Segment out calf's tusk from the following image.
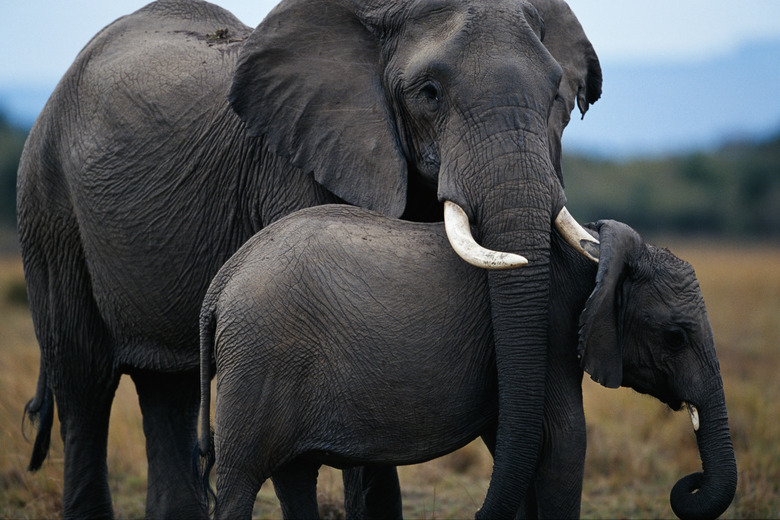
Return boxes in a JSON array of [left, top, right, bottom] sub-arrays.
[[443, 201, 528, 270], [554, 206, 600, 263], [685, 402, 700, 431]]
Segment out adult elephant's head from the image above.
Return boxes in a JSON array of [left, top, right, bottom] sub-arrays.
[[229, 0, 600, 513]]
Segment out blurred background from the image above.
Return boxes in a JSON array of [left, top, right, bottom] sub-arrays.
[[0, 1, 778, 518], [1, 1, 779, 246]]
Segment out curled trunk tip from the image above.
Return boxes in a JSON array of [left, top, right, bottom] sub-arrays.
[[669, 401, 737, 520], [670, 470, 736, 520]]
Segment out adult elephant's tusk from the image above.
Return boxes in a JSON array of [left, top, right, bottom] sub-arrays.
[[443, 201, 528, 269], [554, 206, 600, 263]]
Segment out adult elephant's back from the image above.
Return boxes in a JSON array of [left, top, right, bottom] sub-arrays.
[[18, 0, 330, 370]]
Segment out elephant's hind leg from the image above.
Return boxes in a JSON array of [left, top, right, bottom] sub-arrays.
[[343, 466, 403, 520], [20, 200, 121, 519], [58, 374, 120, 519], [272, 458, 321, 520], [131, 369, 205, 519], [39, 309, 121, 519], [214, 464, 266, 520]]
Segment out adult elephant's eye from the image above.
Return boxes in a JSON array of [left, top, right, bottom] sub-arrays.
[[663, 328, 688, 351], [419, 81, 442, 112]]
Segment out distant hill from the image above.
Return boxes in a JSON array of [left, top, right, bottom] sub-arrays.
[[0, 113, 25, 252], [0, 113, 25, 221]]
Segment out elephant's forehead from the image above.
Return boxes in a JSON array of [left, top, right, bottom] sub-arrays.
[[397, 0, 551, 87], [644, 245, 698, 289], [403, 0, 534, 45]]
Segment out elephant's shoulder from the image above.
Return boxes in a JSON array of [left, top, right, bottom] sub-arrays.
[[134, 0, 251, 36], [84, 1, 251, 59], [59, 1, 251, 128]]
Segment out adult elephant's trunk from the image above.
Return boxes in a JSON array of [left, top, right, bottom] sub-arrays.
[[442, 147, 562, 516], [481, 181, 555, 518], [671, 381, 737, 520]]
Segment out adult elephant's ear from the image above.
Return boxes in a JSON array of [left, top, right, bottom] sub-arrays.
[[229, 0, 407, 217], [578, 220, 640, 389], [529, 0, 602, 185]]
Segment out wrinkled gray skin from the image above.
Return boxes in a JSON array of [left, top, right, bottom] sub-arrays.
[[16, 0, 601, 517], [199, 206, 736, 520]]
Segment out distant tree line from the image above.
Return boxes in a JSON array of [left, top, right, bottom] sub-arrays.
[[0, 113, 25, 228], [0, 110, 778, 246], [561, 133, 780, 239]]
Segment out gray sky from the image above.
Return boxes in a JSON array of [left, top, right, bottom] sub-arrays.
[[3, 0, 780, 85]]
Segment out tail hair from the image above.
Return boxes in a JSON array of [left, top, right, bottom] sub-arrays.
[[193, 428, 217, 515], [22, 363, 54, 471]]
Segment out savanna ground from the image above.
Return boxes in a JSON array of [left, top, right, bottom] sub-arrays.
[[1, 240, 778, 519]]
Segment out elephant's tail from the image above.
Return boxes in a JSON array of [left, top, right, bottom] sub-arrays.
[[23, 357, 54, 471], [197, 301, 217, 512]]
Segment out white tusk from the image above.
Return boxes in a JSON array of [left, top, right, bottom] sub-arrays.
[[443, 201, 528, 270], [685, 402, 700, 431], [554, 206, 600, 263]]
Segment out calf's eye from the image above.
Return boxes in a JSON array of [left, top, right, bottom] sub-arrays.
[[663, 329, 687, 351]]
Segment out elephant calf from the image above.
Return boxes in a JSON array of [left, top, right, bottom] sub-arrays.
[[198, 205, 736, 520]]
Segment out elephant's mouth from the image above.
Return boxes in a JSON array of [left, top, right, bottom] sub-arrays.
[[667, 399, 684, 412], [657, 389, 683, 411], [665, 400, 700, 432]]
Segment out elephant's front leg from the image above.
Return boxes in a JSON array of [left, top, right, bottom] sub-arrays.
[[530, 336, 587, 518], [132, 370, 206, 519], [532, 419, 586, 518], [342, 466, 403, 520]]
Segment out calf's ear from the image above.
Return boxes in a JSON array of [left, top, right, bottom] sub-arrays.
[[578, 220, 641, 388]]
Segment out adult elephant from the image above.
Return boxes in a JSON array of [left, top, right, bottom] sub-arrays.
[[16, 0, 601, 518]]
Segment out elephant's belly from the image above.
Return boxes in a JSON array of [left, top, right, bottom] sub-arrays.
[[308, 388, 498, 467], [80, 202, 227, 369], [287, 323, 499, 466]]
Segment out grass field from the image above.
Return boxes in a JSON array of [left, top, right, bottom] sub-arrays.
[[1, 241, 778, 519]]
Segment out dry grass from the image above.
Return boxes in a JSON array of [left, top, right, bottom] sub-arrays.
[[1, 241, 778, 518]]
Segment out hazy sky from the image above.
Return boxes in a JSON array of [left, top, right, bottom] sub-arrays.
[[2, 0, 779, 155], [3, 0, 780, 85]]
